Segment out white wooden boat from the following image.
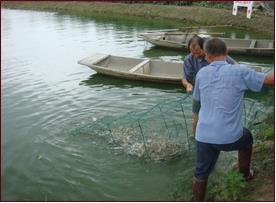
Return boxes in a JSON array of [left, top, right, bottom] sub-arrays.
[[140, 32, 274, 57], [78, 54, 264, 84], [78, 54, 183, 84]]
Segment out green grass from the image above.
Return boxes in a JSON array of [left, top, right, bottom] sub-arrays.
[[2, 1, 274, 37], [208, 110, 274, 201], [209, 171, 247, 201]]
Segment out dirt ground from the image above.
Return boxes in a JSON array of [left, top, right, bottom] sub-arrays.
[[246, 141, 275, 201]]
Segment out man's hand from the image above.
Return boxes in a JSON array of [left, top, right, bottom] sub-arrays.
[[264, 70, 274, 86], [186, 83, 193, 92], [182, 79, 193, 93]]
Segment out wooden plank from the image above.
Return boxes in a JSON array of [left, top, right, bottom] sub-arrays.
[[143, 29, 179, 33], [91, 54, 110, 65], [164, 32, 225, 35], [268, 42, 274, 48], [181, 24, 232, 29], [78, 54, 109, 66], [249, 40, 256, 49], [129, 59, 150, 73]]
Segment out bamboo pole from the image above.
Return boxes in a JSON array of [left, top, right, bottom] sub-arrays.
[[144, 29, 179, 33], [181, 24, 232, 29], [164, 32, 225, 35]]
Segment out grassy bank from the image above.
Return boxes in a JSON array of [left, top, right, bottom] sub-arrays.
[[2, 1, 274, 37], [245, 112, 274, 201], [209, 112, 274, 201]]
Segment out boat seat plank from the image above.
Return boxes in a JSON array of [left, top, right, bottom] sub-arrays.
[[249, 40, 256, 49], [268, 42, 274, 48], [78, 54, 109, 66], [129, 59, 150, 73]]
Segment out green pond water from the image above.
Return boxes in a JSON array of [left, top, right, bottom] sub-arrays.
[[2, 8, 274, 200]]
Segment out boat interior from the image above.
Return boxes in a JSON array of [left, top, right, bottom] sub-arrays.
[[164, 35, 192, 44], [93, 55, 183, 77], [221, 38, 274, 49]]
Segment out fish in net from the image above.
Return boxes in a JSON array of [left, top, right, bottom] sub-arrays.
[[70, 95, 271, 162]]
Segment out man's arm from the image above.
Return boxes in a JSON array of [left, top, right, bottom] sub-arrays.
[[192, 73, 201, 136], [183, 54, 195, 92], [263, 71, 274, 86], [192, 99, 200, 135], [182, 78, 193, 92]]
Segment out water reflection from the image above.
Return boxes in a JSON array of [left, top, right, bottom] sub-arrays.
[[80, 73, 184, 93]]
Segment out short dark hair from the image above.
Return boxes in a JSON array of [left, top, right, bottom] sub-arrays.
[[204, 38, 227, 56], [188, 35, 205, 50]]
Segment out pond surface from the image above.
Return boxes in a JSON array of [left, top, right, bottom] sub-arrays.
[[2, 8, 273, 200]]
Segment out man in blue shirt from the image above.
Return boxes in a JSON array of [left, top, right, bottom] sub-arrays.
[[182, 35, 235, 92], [192, 38, 274, 201]]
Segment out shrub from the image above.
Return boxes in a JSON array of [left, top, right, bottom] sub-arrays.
[[210, 171, 247, 200]]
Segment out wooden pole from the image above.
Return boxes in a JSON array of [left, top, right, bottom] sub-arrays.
[[181, 24, 232, 29], [164, 32, 225, 35]]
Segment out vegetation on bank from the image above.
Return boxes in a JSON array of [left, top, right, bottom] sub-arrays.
[[2, 1, 274, 37]]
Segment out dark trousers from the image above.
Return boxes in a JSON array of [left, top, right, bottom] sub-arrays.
[[195, 128, 253, 180]]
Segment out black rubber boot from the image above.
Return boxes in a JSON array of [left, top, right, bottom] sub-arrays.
[[192, 177, 207, 201], [238, 145, 254, 181]]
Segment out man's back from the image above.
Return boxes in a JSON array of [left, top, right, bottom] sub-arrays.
[[193, 61, 266, 144], [190, 38, 273, 201]]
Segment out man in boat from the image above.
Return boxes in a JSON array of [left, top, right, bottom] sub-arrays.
[[191, 38, 274, 201], [182, 35, 235, 92]]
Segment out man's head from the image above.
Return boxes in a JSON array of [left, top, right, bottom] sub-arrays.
[[204, 38, 227, 63], [188, 35, 205, 58]]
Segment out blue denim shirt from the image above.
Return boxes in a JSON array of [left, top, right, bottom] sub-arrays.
[[183, 53, 235, 84], [193, 61, 266, 144]]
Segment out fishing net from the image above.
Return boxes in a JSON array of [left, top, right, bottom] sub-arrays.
[[70, 95, 272, 161]]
